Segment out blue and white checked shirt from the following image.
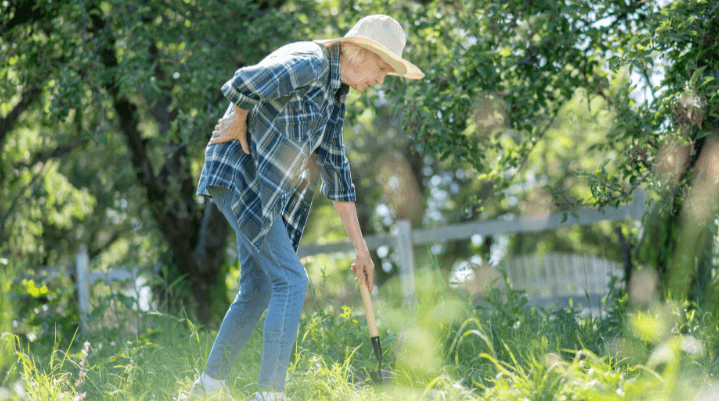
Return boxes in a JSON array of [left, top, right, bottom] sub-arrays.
[[197, 41, 355, 254]]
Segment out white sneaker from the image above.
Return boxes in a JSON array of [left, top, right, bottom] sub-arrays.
[[178, 374, 236, 401], [254, 391, 291, 401]]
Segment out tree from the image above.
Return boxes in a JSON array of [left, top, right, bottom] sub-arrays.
[[613, 0, 718, 310], [0, 0, 317, 325], [380, 0, 717, 311]]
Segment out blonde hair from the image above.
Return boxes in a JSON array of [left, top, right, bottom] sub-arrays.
[[321, 42, 393, 71], [341, 42, 371, 68]]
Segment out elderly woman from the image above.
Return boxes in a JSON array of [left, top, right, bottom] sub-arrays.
[[187, 15, 423, 401]]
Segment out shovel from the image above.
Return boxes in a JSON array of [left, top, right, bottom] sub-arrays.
[[358, 279, 383, 384]]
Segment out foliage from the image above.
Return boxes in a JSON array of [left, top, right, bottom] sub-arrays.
[[373, 0, 717, 219], [375, 0, 718, 306], [378, 0, 636, 210], [1, 261, 15, 385], [9, 276, 80, 345], [614, 0, 719, 308]]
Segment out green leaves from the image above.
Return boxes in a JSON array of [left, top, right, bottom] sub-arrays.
[[379, 0, 664, 216], [697, 75, 714, 89], [695, 130, 712, 140], [690, 66, 707, 88]]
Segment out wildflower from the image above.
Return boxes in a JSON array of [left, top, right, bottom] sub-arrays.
[[74, 341, 92, 388]]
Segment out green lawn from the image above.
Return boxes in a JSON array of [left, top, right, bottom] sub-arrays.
[[1, 265, 718, 401]]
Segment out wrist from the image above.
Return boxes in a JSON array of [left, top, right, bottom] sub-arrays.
[[233, 104, 249, 115]]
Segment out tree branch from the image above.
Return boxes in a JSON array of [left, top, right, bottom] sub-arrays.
[[3, 0, 42, 32], [0, 85, 42, 149], [505, 106, 561, 188], [12, 140, 87, 170], [89, 8, 165, 201], [88, 227, 131, 260], [0, 162, 49, 238]]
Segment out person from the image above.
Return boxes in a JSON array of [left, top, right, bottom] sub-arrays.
[[185, 14, 424, 401]]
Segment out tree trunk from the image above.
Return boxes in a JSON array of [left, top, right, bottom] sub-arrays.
[[615, 226, 633, 290], [89, 7, 228, 324], [634, 134, 716, 308]]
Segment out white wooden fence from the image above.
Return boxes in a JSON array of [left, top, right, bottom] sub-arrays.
[[500, 252, 624, 316], [63, 190, 647, 333], [504, 253, 623, 299], [75, 244, 140, 335]]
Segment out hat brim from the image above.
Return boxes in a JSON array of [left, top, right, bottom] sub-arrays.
[[314, 37, 425, 80]]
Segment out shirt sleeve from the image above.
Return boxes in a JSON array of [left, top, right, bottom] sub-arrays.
[[221, 54, 323, 110], [318, 132, 356, 202]]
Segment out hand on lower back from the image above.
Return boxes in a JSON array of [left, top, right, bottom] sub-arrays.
[[209, 106, 250, 155]]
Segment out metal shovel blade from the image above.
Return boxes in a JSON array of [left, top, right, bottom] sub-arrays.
[[369, 335, 383, 383]]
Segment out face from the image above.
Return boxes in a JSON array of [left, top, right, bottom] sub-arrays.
[[341, 50, 394, 93]]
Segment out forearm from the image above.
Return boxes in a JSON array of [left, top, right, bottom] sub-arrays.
[[332, 200, 368, 252], [221, 57, 319, 109]]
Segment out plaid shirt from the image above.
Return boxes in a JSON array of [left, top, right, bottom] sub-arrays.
[[197, 41, 355, 254]]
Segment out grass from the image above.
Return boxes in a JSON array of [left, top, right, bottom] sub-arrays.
[[1, 256, 718, 401]]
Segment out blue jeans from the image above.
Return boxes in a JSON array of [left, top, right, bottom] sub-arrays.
[[205, 186, 309, 392]]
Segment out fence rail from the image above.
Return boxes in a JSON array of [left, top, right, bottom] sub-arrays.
[[298, 190, 646, 303]]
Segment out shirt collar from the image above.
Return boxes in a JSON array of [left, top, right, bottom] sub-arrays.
[[314, 40, 350, 97]]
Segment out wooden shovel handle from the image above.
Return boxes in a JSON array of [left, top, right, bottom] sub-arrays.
[[359, 281, 378, 337]]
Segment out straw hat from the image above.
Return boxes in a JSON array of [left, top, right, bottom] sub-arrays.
[[315, 15, 424, 80]]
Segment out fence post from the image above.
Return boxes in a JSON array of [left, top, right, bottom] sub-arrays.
[[395, 220, 416, 305], [633, 189, 647, 221], [76, 244, 90, 336]]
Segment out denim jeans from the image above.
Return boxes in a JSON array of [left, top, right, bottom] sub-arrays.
[[204, 186, 309, 392]]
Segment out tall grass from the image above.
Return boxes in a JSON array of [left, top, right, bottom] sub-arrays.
[[1, 252, 718, 400]]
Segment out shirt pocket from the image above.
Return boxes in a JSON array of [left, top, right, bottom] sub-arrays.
[[275, 96, 322, 145]]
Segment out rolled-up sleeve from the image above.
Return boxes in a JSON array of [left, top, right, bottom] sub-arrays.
[[318, 133, 356, 202], [221, 54, 322, 110]]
